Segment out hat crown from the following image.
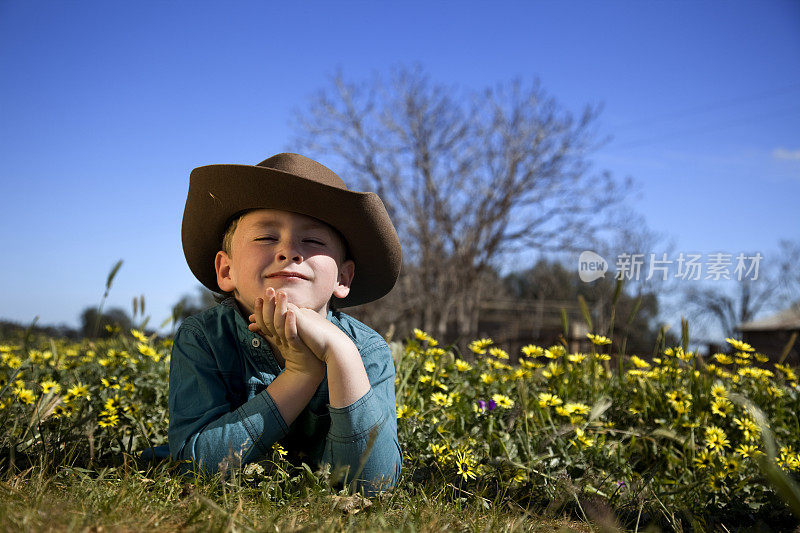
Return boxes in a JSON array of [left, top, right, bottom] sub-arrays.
[[257, 153, 347, 190]]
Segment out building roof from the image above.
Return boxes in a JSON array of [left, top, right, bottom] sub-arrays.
[[738, 304, 800, 332]]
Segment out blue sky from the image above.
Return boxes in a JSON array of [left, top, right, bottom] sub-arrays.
[[1, 0, 798, 337]]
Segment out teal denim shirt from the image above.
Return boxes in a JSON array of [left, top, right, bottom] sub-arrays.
[[168, 298, 401, 493]]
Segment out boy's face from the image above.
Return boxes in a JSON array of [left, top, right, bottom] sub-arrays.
[[214, 209, 354, 317]]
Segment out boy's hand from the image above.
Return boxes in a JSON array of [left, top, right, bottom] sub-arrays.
[[248, 288, 324, 380], [283, 303, 356, 364]]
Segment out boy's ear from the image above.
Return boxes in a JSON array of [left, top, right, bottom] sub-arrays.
[[215, 251, 236, 293], [332, 259, 355, 299]]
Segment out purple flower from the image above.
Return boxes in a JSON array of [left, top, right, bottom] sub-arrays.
[[477, 400, 486, 411], [487, 399, 497, 411]]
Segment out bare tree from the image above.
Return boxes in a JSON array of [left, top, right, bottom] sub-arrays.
[[682, 240, 800, 340], [291, 67, 630, 341]]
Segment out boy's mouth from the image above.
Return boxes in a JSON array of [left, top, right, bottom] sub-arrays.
[[266, 271, 309, 280]]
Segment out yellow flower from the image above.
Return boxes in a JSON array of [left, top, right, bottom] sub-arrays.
[[665, 391, 690, 414], [423, 360, 436, 373], [567, 353, 587, 363], [713, 353, 733, 365], [272, 442, 288, 459], [630, 355, 650, 369], [542, 362, 564, 379], [40, 379, 60, 394], [708, 472, 726, 492], [67, 382, 90, 401], [564, 402, 590, 416], [519, 359, 543, 370], [137, 343, 160, 362], [753, 352, 768, 363], [733, 416, 761, 442], [13, 385, 35, 405], [545, 345, 566, 359], [488, 347, 509, 360], [570, 428, 595, 448], [767, 385, 784, 398], [430, 443, 451, 460], [101, 377, 120, 390], [669, 399, 691, 415], [593, 353, 611, 361], [413, 328, 438, 346], [775, 363, 798, 382], [480, 373, 495, 384], [130, 329, 149, 342], [104, 395, 121, 414], [98, 413, 119, 428], [454, 359, 473, 372], [711, 397, 733, 418], [521, 345, 544, 357], [704, 425, 730, 452], [512, 368, 531, 380], [426, 347, 446, 357], [468, 338, 493, 355], [4, 355, 22, 369], [396, 404, 414, 419], [674, 347, 694, 362], [693, 450, 714, 469], [453, 450, 478, 481], [538, 392, 563, 407], [710, 383, 727, 399], [492, 394, 515, 409], [725, 338, 754, 352], [587, 333, 612, 346], [735, 444, 763, 459], [430, 392, 453, 407]]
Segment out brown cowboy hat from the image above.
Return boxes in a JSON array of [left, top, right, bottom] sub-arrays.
[[181, 153, 402, 308]]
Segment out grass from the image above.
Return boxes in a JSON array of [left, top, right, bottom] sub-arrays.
[[0, 460, 594, 532], [3, 288, 800, 531]]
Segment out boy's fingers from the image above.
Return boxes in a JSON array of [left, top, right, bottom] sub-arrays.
[[285, 310, 300, 347], [254, 297, 272, 338], [263, 289, 278, 338], [273, 291, 287, 336]]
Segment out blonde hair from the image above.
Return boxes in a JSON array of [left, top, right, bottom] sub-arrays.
[[221, 214, 244, 257]]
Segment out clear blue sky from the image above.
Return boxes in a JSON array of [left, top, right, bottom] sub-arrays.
[[1, 0, 798, 336]]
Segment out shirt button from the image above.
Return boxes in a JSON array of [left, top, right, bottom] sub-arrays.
[[251, 338, 261, 348]]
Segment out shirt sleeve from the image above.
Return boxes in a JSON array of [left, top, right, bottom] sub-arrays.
[[168, 320, 288, 474], [323, 338, 402, 494]]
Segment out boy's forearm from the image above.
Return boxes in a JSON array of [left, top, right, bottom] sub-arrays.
[[267, 370, 323, 424], [324, 338, 371, 408]]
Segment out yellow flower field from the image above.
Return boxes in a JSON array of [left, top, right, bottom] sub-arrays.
[[2, 327, 800, 529]]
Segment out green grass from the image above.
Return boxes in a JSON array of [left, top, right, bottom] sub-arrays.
[[0, 460, 594, 532]]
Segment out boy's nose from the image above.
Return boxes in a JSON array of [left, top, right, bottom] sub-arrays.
[[277, 252, 302, 262], [277, 242, 302, 262]]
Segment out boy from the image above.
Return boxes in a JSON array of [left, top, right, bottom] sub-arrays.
[[169, 153, 403, 494]]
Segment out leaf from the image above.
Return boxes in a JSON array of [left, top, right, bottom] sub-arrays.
[[589, 396, 612, 423], [328, 494, 373, 514]]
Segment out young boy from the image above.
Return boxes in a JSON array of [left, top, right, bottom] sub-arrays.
[[169, 153, 403, 494]]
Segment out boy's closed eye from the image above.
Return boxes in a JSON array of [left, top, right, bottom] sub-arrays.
[[254, 236, 328, 246]]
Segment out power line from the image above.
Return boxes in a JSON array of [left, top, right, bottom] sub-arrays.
[[610, 82, 800, 133], [609, 105, 800, 151]]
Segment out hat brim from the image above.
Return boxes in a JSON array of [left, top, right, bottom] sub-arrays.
[[182, 164, 401, 308]]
